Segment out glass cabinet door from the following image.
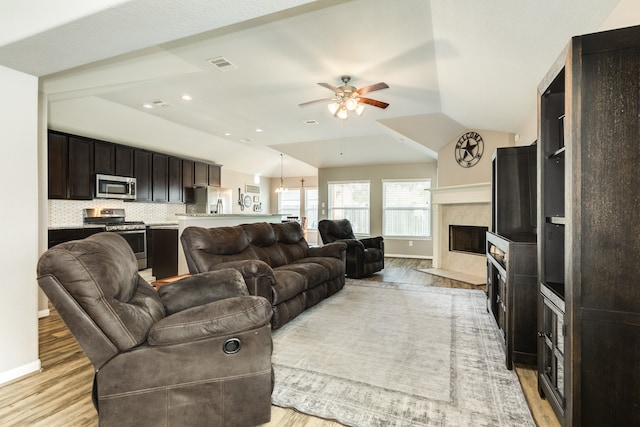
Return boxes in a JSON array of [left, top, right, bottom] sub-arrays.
[[540, 295, 565, 409]]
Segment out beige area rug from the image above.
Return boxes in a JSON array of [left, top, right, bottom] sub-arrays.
[[271, 279, 534, 427]]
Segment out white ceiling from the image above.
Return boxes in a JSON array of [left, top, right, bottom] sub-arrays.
[[0, 0, 631, 178]]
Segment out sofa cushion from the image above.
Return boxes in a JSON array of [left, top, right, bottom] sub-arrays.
[[271, 270, 307, 305], [292, 257, 345, 280], [276, 262, 330, 288]]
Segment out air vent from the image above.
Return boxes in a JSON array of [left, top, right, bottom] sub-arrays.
[[303, 119, 320, 125], [207, 56, 238, 71], [151, 100, 171, 108], [245, 184, 260, 194]]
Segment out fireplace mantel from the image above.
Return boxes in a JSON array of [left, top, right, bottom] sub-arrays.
[[432, 182, 491, 275], [431, 182, 491, 205]]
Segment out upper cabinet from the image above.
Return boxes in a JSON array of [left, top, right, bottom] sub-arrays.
[[115, 146, 134, 177], [47, 130, 221, 203], [168, 156, 183, 203], [94, 140, 115, 175], [134, 149, 152, 202], [194, 161, 208, 187], [48, 131, 68, 199], [208, 164, 221, 187], [152, 153, 168, 203], [67, 136, 94, 200]]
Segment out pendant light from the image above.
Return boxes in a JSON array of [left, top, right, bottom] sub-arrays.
[[275, 153, 287, 193]]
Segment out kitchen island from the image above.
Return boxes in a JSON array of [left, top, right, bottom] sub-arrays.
[[176, 213, 285, 274]]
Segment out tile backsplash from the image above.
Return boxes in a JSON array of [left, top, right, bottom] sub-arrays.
[[48, 199, 186, 227]]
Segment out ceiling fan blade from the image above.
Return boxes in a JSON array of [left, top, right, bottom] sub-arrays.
[[298, 98, 335, 107], [358, 97, 389, 109], [317, 82, 343, 94], [357, 82, 389, 95]]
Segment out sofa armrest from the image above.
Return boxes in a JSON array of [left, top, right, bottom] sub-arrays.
[[308, 241, 347, 259], [158, 269, 248, 315], [360, 236, 384, 250], [212, 260, 275, 303], [148, 296, 272, 346]]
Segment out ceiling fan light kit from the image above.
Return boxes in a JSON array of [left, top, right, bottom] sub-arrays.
[[300, 75, 389, 119]]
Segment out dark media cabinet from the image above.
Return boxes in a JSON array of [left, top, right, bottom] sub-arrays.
[[487, 145, 538, 370], [486, 232, 537, 369], [537, 24, 640, 426]]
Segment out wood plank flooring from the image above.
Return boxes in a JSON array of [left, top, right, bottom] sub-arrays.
[[0, 258, 559, 426]]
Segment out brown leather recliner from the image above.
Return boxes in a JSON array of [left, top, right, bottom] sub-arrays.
[[37, 232, 273, 427], [318, 219, 384, 278]]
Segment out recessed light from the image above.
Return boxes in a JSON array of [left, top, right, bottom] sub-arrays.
[[255, 128, 263, 132], [224, 132, 232, 136], [181, 94, 192, 101], [142, 103, 154, 109]]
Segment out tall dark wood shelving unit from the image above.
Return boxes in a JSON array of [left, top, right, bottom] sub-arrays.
[[537, 24, 640, 426]]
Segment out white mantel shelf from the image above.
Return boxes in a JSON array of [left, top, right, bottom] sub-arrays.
[[431, 182, 491, 205]]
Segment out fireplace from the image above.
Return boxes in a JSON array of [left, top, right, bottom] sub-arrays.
[[449, 225, 488, 255], [431, 183, 491, 277]]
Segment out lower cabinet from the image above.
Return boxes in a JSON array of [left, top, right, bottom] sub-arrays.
[[150, 228, 178, 280], [538, 283, 566, 421], [48, 228, 104, 248], [486, 231, 537, 369]]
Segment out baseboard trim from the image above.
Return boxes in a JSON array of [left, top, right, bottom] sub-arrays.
[[38, 308, 50, 318], [385, 254, 433, 260], [0, 359, 41, 386]]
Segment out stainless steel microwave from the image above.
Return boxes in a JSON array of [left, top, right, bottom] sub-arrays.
[[95, 174, 136, 200]]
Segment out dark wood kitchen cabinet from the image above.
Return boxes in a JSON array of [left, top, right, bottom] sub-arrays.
[[537, 25, 640, 426], [92, 140, 134, 177], [67, 136, 94, 199], [208, 164, 221, 187], [48, 131, 94, 200], [152, 153, 168, 202], [115, 146, 134, 177], [168, 156, 183, 203], [194, 161, 208, 187], [134, 149, 152, 202], [48, 129, 221, 203], [48, 131, 68, 199], [94, 141, 114, 175]]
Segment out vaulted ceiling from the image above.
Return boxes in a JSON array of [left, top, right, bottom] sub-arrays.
[[0, 0, 630, 177]]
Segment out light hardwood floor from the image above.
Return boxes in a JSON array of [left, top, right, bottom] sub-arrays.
[[0, 258, 559, 426]]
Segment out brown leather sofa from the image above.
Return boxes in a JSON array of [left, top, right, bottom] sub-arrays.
[[181, 221, 347, 329], [318, 219, 384, 278], [37, 232, 273, 427]]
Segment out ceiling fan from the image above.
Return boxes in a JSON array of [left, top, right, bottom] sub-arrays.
[[299, 76, 389, 119]]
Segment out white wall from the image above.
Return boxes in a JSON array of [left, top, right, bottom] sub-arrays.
[[0, 65, 41, 384]]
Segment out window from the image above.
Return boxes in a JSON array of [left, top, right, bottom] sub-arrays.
[[277, 188, 300, 219], [382, 180, 431, 238], [328, 181, 370, 234], [304, 188, 318, 229]]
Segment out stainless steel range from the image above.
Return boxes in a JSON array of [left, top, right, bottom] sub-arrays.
[[83, 208, 147, 269]]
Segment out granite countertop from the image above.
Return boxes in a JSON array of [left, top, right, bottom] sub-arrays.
[[50, 221, 179, 230], [176, 213, 283, 218], [48, 224, 106, 230], [146, 222, 179, 227]]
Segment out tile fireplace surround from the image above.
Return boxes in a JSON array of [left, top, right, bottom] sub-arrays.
[[431, 183, 491, 279]]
